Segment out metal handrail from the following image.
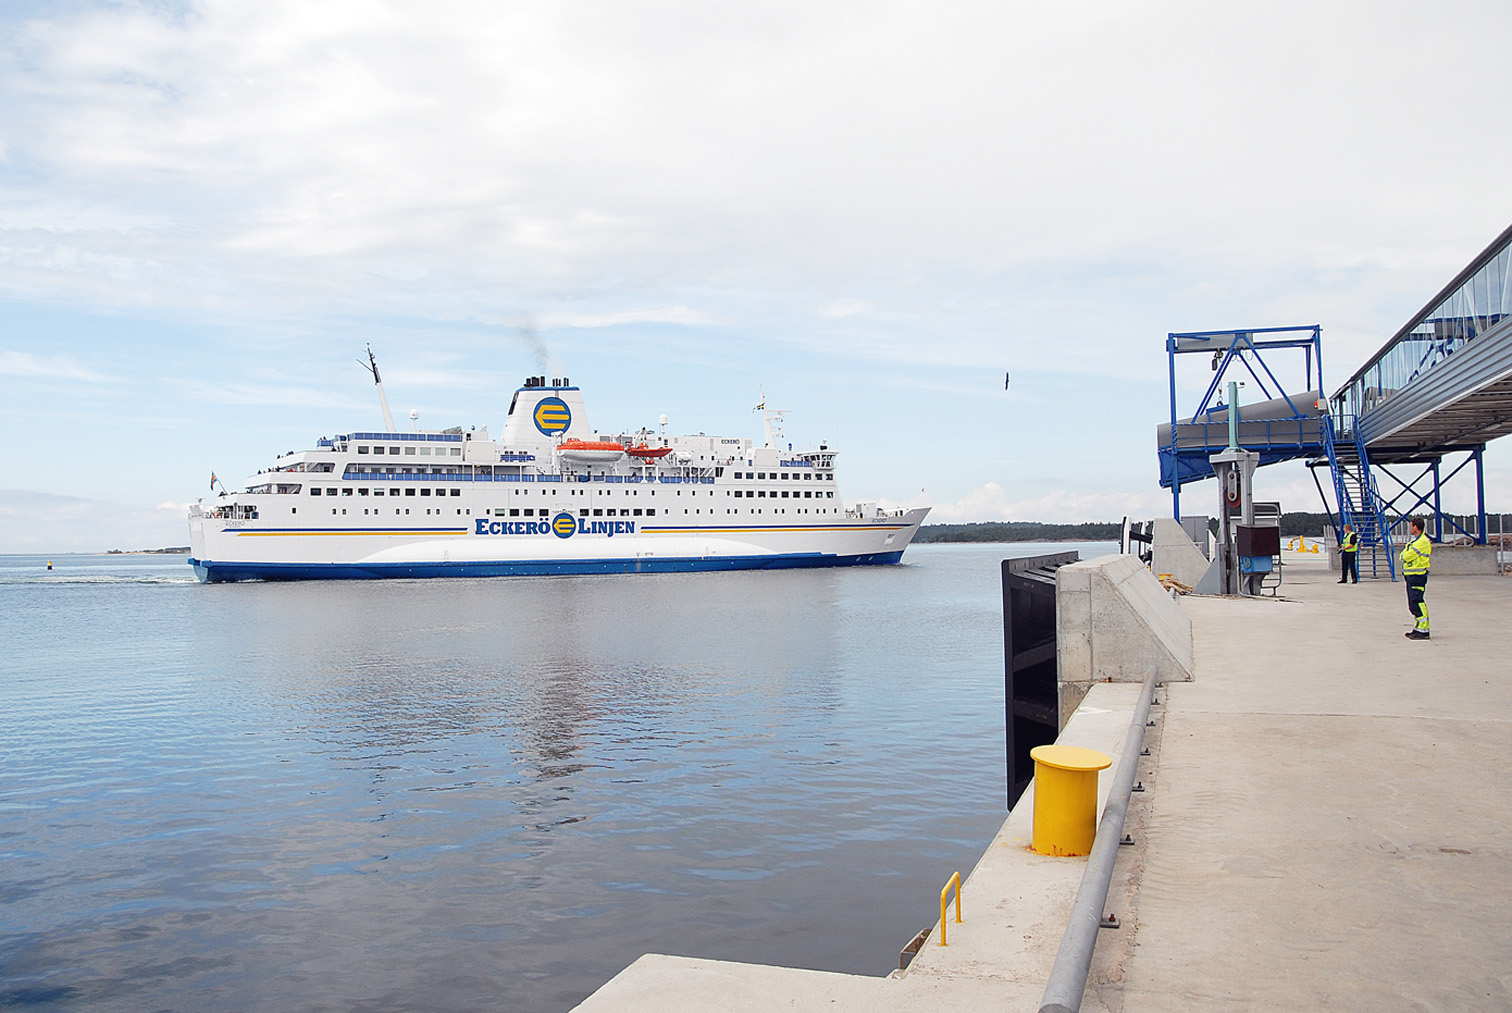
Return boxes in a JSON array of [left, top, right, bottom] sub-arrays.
[[937, 871, 963, 946], [1038, 666, 1158, 1013]]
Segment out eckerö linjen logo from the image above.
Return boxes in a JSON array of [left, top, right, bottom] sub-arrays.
[[533, 397, 571, 436], [473, 512, 636, 538]]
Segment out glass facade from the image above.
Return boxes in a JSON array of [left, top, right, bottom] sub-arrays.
[[1339, 230, 1512, 420]]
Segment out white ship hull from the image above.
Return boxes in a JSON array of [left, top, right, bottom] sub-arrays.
[[187, 373, 930, 582], [188, 513, 927, 581]]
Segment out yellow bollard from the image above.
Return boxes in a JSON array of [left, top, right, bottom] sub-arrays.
[[1030, 744, 1112, 857]]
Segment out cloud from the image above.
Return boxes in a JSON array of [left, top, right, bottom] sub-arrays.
[[881, 481, 1173, 524], [169, 378, 371, 410], [538, 306, 719, 329], [0, 489, 190, 553], [0, 348, 112, 382], [2, 0, 1505, 356], [817, 299, 869, 319]]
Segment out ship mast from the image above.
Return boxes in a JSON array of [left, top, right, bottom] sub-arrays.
[[754, 387, 788, 449], [361, 345, 398, 433]]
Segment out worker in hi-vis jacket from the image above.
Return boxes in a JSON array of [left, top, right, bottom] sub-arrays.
[[1338, 523, 1359, 584], [1401, 517, 1432, 640]]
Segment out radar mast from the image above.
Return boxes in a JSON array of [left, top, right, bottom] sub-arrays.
[[361, 345, 398, 433]]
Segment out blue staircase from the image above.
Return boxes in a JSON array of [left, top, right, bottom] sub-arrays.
[[1323, 415, 1396, 581]]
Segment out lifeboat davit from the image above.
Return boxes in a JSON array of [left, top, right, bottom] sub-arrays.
[[625, 443, 673, 460], [558, 439, 626, 463]]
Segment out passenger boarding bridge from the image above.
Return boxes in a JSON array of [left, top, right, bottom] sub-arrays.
[[1161, 222, 1512, 580]]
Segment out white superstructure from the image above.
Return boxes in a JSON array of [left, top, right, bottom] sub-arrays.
[[187, 371, 929, 582]]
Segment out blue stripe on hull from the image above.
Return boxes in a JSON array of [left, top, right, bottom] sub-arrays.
[[188, 551, 907, 583]]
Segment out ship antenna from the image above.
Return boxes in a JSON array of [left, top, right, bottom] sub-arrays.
[[360, 345, 398, 433]]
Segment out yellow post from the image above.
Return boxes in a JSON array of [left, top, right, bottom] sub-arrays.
[[938, 871, 962, 946], [1030, 744, 1112, 857]]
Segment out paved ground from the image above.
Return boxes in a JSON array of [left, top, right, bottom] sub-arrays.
[[1096, 554, 1512, 1012]]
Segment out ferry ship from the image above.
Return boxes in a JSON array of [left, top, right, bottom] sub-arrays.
[[186, 356, 929, 581]]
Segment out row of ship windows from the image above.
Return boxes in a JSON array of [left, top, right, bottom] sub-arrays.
[[300, 486, 792, 497], [356, 445, 463, 456], [731, 471, 830, 481], [298, 505, 840, 518], [312, 487, 464, 497]]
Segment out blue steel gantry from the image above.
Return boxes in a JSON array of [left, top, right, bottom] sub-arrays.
[[1162, 325, 1327, 520], [1159, 222, 1512, 581]]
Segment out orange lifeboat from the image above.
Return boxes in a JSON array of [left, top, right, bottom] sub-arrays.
[[558, 439, 626, 462], [625, 443, 673, 460]]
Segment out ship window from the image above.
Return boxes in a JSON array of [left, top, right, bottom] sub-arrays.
[[405, 508, 410, 514], [326, 488, 337, 496], [633, 509, 642, 516], [310, 488, 320, 496], [291, 507, 296, 514], [359, 488, 369, 496], [420, 447, 431, 455], [781, 491, 788, 498], [374, 489, 384, 496], [804, 491, 811, 498], [390, 488, 400, 496], [804, 474, 812, 480], [405, 447, 416, 455], [342, 488, 353, 496], [826, 492, 833, 498], [579, 509, 589, 517], [420, 488, 431, 496], [757, 472, 766, 479], [357, 446, 369, 454], [450, 448, 461, 456], [405, 488, 416, 496], [647, 509, 656, 516], [450, 488, 461, 496], [332, 508, 337, 515], [593, 509, 603, 516]]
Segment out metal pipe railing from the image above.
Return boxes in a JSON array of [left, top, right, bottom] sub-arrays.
[[937, 871, 962, 946], [1038, 666, 1159, 1013]]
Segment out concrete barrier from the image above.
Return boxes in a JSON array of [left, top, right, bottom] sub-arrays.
[[1327, 541, 1501, 575], [1149, 517, 1208, 587], [1055, 555, 1193, 728]]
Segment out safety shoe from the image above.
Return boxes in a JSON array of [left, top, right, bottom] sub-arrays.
[[1405, 630, 1430, 640]]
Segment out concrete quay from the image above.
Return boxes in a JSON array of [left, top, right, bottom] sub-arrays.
[[573, 552, 1512, 1012], [1106, 553, 1512, 1012]]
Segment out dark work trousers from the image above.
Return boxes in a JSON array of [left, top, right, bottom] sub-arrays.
[[1405, 574, 1428, 624], [1341, 551, 1358, 582]]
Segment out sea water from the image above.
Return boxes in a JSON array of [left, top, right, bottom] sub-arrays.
[[0, 542, 1113, 1011]]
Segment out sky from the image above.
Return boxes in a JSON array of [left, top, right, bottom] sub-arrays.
[[2, 0, 1511, 552]]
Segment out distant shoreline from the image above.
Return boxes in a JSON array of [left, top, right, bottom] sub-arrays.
[[105, 548, 192, 555]]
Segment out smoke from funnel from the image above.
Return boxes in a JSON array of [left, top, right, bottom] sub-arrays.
[[516, 317, 550, 372]]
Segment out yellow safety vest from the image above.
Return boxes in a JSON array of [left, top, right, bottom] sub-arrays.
[[1401, 532, 1431, 576], [1342, 531, 1358, 553]]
